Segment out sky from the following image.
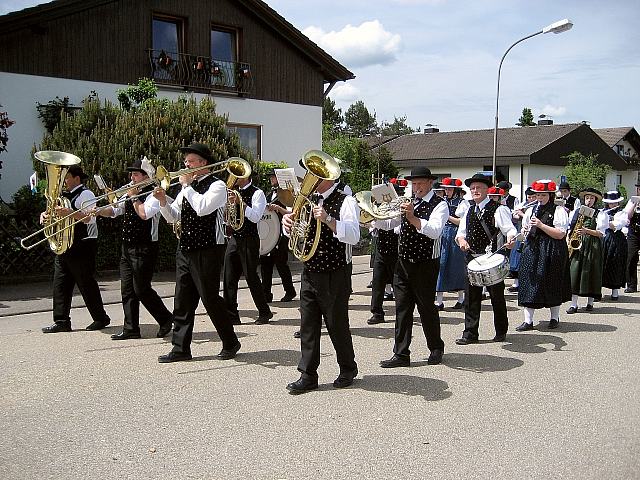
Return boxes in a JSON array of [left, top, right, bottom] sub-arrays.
[[2, 0, 638, 132]]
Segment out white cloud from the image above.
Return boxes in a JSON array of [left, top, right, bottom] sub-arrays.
[[330, 83, 361, 103], [302, 20, 401, 68], [537, 105, 567, 117]]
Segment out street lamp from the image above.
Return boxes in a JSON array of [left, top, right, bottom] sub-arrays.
[[491, 18, 573, 184]]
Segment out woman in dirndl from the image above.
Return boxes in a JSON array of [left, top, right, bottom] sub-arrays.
[[516, 180, 571, 331], [435, 177, 467, 309], [601, 190, 628, 301], [566, 188, 608, 314]]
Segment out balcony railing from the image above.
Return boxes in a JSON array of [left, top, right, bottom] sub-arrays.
[[146, 49, 253, 95]]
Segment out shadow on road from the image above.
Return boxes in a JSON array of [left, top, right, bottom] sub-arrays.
[[442, 352, 524, 373], [355, 374, 452, 401], [501, 333, 567, 353]]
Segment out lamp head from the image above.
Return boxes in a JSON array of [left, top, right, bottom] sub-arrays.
[[543, 19, 573, 34]]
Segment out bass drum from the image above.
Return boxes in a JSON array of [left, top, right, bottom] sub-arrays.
[[258, 210, 281, 256]]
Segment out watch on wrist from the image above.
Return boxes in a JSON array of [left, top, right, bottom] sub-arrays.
[[325, 214, 333, 224]]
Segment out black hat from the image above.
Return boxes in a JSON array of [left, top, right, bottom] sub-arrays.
[[266, 168, 277, 176], [578, 187, 603, 201], [432, 181, 444, 191], [525, 187, 536, 196], [405, 166, 437, 180], [464, 173, 493, 188], [126, 157, 147, 174], [559, 181, 571, 190], [67, 165, 88, 180], [179, 142, 213, 163], [497, 180, 512, 190], [602, 190, 624, 203]]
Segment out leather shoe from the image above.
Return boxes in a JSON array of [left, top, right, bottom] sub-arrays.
[[367, 315, 385, 325], [624, 286, 637, 293], [286, 377, 318, 395], [42, 323, 72, 333], [436, 303, 444, 311], [548, 318, 559, 329], [265, 293, 274, 303], [156, 322, 172, 338], [158, 351, 192, 363], [566, 306, 578, 314], [455, 337, 478, 345], [333, 369, 358, 389], [86, 320, 110, 331], [452, 301, 464, 309], [111, 331, 141, 340], [217, 342, 241, 360], [379, 355, 410, 368], [255, 316, 271, 325], [515, 322, 534, 331], [585, 304, 594, 311], [493, 333, 507, 342], [507, 285, 519, 292], [383, 293, 394, 301], [427, 349, 443, 365], [366, 281, 373, 288], [293, 330, 301, 338], [280, 292, 296, 302]]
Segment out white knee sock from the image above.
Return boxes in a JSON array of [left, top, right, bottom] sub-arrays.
[[550, 306, 560, 319], [612, 288, 619, 298], [385, 284, 393, 294], [513, 278, 519, 287], [524, 307, 535, 325], [436, 292, 444, 304], [458, 291, 464, 302], [587, 296, 594, 306], [571, 295, 578, 308]]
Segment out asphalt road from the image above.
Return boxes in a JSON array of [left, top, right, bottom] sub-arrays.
[[0, 256, 638, 479]]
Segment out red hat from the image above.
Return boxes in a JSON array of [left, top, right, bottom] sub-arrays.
[[441, 177, 463, 188], [531, 179, 557, 193], [488, 186, 505, 196]]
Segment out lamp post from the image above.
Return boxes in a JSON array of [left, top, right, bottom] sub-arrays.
[[491, 18, 573, 184]]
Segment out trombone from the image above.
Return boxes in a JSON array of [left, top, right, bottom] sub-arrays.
[[20, 157, 247, 251]]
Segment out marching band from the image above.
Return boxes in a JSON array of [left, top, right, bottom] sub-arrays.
[[28, 145, 640, 394]]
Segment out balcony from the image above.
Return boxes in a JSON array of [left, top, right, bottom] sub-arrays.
[[146, 49, 253, 95]]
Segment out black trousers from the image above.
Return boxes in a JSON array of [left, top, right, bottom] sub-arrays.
[[52, 239, 110, 326], [626, 230, 640, 289], [120, 243, 172, 334], [172, 245, 238, 354], [260, 236, 295, 299], [393, 258, 444, 357], [370, 251, 397, 318], [298, 265, 357, 381], [462, 278, 508, 340], [224, 235, 272, 320]]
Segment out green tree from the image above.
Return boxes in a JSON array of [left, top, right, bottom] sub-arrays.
[[563, 151, 610, 197], [36, 96, 79, 134], [516, 107, 536, 127], [117, 78, 164, 112], [323, 97, 343, 135], [380, 115, 416, 135], [344, 100, 378, 138]]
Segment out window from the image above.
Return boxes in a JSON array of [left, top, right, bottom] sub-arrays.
[[152, 17, 183, 81], [617, 174, 623, 187], [211, 27, 238, 88], [483, 165, 510, 183], [227, 123, 261, 160]]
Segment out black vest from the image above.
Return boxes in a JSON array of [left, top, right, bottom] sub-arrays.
[[505, 195, 517, 210], [528, 202, 556, 242], [179, 175, 220, 252], [629, 210, 640, 234], [466, 199, 500, 253], [398, 194, 444, 261], [377, 228, 398, 256], [565, 195, 577, 212], [63, 186, 89, 243], [305, 189, 349, 273], [121, 186, 153, 244], [233, 184, 260, 239]]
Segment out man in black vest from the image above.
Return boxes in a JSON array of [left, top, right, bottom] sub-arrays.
[[96, 158, 173, 340], [558, 181, 580, 213], [497, 181, 517, 210], [624, 183, 640, 293], [282, 169, 360, 394], [378, 166, 449, 368], [155, 143, 240, 362], [42, 166, 112, 333], [223, 173, 274, 324], [455, 174, 517, 344], [260, 169, 296, 303]]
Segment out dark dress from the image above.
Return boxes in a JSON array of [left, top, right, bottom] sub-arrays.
[[436, 196, 466, 292], [602, 207, 628, 289], [569, 210, 604, 299], [518, 203, 572, 308]]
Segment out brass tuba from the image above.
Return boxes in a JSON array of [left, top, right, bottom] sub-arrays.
[[289, 150, 341, 261], [23, 151, 82, 254], [223, 157, 252, 231]]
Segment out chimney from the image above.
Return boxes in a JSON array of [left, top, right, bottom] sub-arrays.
[[424, 127, 440, 134], [538, 119, 553, 126]]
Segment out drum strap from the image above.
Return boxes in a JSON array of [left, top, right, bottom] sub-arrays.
[[477, 211, 498, 246]]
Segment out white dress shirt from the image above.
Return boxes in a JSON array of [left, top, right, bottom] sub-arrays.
[[316, 183, 360, 245], [569, 208, 608, 235], [71, 184, 98, 239], [159, 173, 226, 223], [522, 204, 569, 233], [456, 196, 517, 240], [241, 182, 266, 224]]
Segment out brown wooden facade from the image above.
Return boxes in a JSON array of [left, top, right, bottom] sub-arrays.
[[0, 0, 353, 107]]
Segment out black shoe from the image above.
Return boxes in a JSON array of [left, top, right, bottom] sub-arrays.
[[286, 377, 319, 395], [507, 285, 519, 292], [111, 331, 142, 340], [230, 317, 242, 325], [380, 355, 410, 368], [549, 318, 559, 329], [427, 349, 444, 365], [86, 320, 110, 331], [367, 281, 373, 288], [436, 303, 444, 311], [566, 306, 578, 314], [493, 333, 507, 342], [367, 315, 385, 325], [280, 292, 296, 302], [452, 301, 464, 309], [455, 337, 478, 345], [293, 330, 301, 338], [156, 322, 172, 338], [42, 323, 72, 333], [515, 322, 534, 331], [333, 369, 358, 389], [585, 304, 594, 311], [265, 293, 274, 303], [610, 295, 619, 301], [624, 287, 637, 293], [255, 312, 273, 324], [383, 293, 394, 301], [217, 342, 241, 360], [158, 351, 192, 363]]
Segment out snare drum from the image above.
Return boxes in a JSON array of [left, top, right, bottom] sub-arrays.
[[466, 252, 510, 287], [258, 210, 281, 256]]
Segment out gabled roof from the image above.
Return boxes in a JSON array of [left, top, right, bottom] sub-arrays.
[[0, 0, 354, 83], [593, 127, 638, 148]]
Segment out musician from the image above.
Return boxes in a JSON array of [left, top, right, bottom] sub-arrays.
[[435, 177, 466, 310], [223, 172, 274, 324], [497, 181, 517, 210], [558, 181, 580, 213], [624, 183, 640, 293], [455, 173, 517, 345], [515, 180, 571, 331], [566, 188, 607, 314], [378, 166, 448, 368], [260, 169, 296, 303], [282, 171, 360, 394], [601, 191, 628, 300], [154, 142, 240, 362], [508, 187, 537, 292], [432, 181, 445, 199], [41, 165, 112, 333]]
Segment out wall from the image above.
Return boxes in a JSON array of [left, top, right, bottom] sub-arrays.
[[0, 72, 320, 200]]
